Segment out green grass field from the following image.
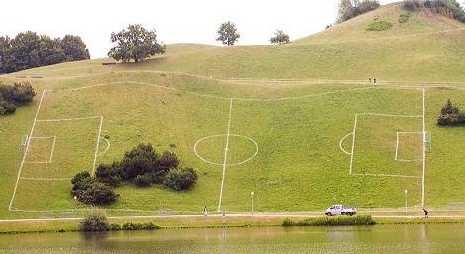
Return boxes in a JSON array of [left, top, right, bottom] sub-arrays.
[[2, 3, 465, 219]]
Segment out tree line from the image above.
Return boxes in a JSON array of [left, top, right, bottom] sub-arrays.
[[337, 0, 381, 23], [0, 32, 90, 74], [402, 0, 465, 23]]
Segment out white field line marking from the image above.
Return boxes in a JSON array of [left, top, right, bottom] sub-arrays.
[[339, 132, 353, 155], [92, 116, 104, 175], [218, 98, 233, 212], [23, 136, 56, 164], [358, 113, 422, 118], [352, 173, 420, 179], [422, 88, 426, 208], [395, 132, 423, 162], [36, 116, 100, 122], [349, 115, 358, 175], [49, 136, 56, 163], [70, 80, 374, 102], [98, 138, 111, 156], [8, 90, 47, 211], [20, 177, 70, 181], [193, 134, 259, 166]]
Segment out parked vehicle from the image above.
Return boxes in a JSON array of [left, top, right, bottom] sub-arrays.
[[325, 205, 357, 216]]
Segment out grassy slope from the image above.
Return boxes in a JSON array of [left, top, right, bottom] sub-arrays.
[[2, 3, 465, 218]]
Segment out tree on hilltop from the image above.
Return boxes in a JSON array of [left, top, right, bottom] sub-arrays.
[[270, 30, 290, 45], [61, 35, 90, 61], [108, 24, 166, 63], [216, 21, 240, 46]]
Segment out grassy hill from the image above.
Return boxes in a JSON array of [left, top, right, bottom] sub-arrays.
[[2, 2, 465, 218]]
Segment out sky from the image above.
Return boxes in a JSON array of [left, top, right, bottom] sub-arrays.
[[1, 0, 398, 58]]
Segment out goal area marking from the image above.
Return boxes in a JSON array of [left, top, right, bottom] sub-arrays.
[[24, 136, 56, 164]]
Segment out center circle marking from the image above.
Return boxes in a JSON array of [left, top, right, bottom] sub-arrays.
[[193, 134, 259, 166]]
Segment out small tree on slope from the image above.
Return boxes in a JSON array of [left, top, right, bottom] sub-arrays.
[[108, 24, 166, 63]]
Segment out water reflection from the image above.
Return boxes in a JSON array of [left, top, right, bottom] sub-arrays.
[[0, 224, 464, 253]]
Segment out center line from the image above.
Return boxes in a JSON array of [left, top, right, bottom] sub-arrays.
[[217, 98, 233, 212]]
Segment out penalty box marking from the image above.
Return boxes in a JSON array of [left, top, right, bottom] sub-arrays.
[[349, 113, 422, 179], [10, 115, 103, 211], [24, 136, 56, 164]]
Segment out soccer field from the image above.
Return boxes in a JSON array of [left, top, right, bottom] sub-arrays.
[[4, 71, 441, 215]]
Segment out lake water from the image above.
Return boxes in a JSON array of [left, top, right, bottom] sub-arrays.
[[0, 224, 465, 253]]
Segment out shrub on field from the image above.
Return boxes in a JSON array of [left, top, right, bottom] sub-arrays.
[[80, 212, 110, 232], [0, 82, 36, 116], [120, 143, 160, 179], [71, 171, 118, 206], [95, 143, 198, 191], [95, 163, 122, 186], [158, 151, 180, 171], [134, 174, 153, 187], [367, 20, 393, 31], [79, 182, 119, 205], [163, 168, 198, 191], [437, 99, 465, 126]]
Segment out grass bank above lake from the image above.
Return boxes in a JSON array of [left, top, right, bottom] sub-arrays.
[[2, 214, 465, 234]]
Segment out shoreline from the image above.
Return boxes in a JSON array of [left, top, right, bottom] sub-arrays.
[[2, 213, 465, 235]]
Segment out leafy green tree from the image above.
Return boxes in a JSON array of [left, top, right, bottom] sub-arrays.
[[108, 24, 166, 63], [337, 0, 380, 23], [270, 30, 290, 45], [216, 21, 240, 46], [61, 35, 90, 61]]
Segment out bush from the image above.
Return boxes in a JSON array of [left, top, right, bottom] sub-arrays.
[[437, 99, 465, 126], [95, 163, 122, 186], [158, 151, 180, 171], [283, 215, 376, 227], [80, 213, 110, 232], [120, 143, 160, 180], [79, 182, 119, 205], [399, 13, 411, 23], [367, 20, 393, 31], [122, 222, 160, 231], [0, 82, 36, 116], [163, 168, 198, 191], [134, 174, 153, 187], [71, 171, 118, 206], [93, 143, 198, 192], [110, 223, 122, 231]]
